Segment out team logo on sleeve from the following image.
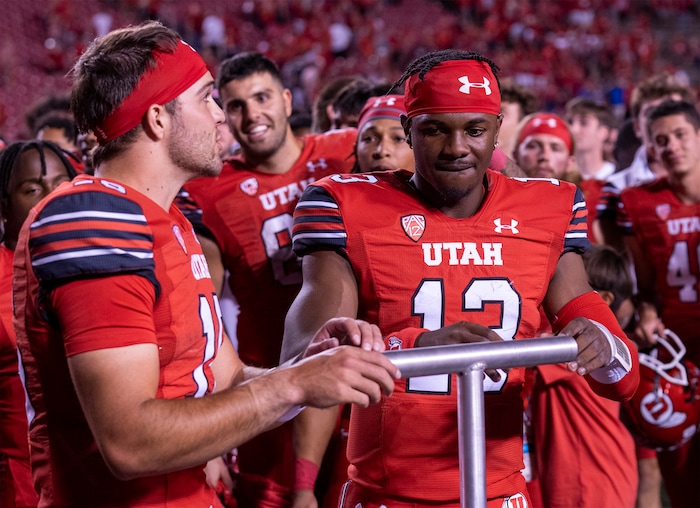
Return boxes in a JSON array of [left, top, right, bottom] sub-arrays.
[[656, 203, 671, 220], [240, 177, 259, 196], [388, 336, 403, 350], [401, 214, 426, 242], [172, 225, 187, 254]]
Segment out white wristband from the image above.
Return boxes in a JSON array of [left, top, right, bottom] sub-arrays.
[[273, 356, 307, 423], [588, 320, 633, 384], [277, 405, 306, 423]]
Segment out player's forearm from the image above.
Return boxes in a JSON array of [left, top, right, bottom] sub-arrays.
[[294, 405, 339, 465], [281, 251, 359, 362], [97, 369, 303, 480]]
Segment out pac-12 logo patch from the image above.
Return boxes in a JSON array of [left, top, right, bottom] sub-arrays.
[[240, 177, 259, 196], [401, 214, 426, 242], [656, 204, 671, 220]]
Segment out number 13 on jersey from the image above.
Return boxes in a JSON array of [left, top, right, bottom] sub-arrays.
[[407, 277, 522, 394]]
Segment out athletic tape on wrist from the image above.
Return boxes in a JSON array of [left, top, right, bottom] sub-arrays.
[[587, 319, 633, 384]]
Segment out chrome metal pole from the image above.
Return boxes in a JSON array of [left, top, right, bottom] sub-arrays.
[[383, 336, 578, 508], [458, 366, 487, 508]]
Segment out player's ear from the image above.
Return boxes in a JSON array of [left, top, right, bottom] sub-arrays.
[[143, 104, 168, 141], [401, 115, 412, 147], [597, 289, 615, 307]]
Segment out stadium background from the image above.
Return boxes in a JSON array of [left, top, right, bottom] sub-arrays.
[[1, 0, 699, 142]]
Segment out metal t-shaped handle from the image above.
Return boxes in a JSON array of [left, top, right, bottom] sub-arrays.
[[383, 336, 578, 508]]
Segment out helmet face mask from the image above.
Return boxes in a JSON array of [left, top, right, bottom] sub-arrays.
[[639, 330, 688, 386], [622, 330, 700, 451]]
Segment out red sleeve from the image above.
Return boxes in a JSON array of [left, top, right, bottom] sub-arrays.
[[551, 291, 639, 401], [49, 274, 158, 357]]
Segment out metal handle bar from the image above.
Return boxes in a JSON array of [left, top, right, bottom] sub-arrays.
[[382, 336, 578, 508]]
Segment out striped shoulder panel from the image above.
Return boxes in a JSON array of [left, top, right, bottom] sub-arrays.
[[596, 181, 622, 220], [615, 189, 635, 235], [174, 188, 215, 241], [29, 190, 158, 290], [292, 185, 347, 256], [564, 187, 591, 254]]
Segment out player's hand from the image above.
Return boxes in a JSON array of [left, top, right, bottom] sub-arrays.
[[292, 489, 318, 508], [204, 456, 234, 500], [415, 321, 505, 382], [414, 321, 502, 347], [633, 302, 665, 349], [292, 346, 400, 408], [559, 317, 613, 376], [303, 318, 385, 358]]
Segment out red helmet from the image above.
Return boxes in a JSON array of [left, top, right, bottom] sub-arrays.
[[622, 330, 700, 451]]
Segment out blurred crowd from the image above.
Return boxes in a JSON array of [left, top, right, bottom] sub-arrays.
[[3, 0, 700, 142], [2, 6, 700, 508]]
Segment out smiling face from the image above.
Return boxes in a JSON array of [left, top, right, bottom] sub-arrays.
[[649, 112, 700, 178], [3, 148, 72, 248], [404, 111, 501, 216], [355, 118, 415, 173], [219, 71, 293, 165]]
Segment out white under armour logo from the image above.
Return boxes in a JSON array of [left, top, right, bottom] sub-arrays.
[[372, 96, 397, 108], [459, 75, 492, 96], [306, 158, 327, 171], [532, 117, 558, 128], [494, 218, 519, 234]]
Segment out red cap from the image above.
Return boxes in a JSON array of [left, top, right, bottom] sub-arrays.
[[516, 113, 573, 154], [405, 60, 501, 118], [95, 40, 208, 144], [357, 95, 406, 131]]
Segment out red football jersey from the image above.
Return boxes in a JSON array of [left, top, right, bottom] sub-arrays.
[[578, 178, 605, 243], [184, 130, 356, 504], [293, 170, 590, 503], [184, 130, 356, 368], [531, 364, 637, 507], [0, 245, 39, 508], [13, 175, 223, 507], [618, 178, 700, 363]]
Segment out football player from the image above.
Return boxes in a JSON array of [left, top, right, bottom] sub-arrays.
[[283, 49, 640, 507]]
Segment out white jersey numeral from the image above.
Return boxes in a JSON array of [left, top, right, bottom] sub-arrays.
[[667, 241, 699, 303], [193, 293, 223, 397], [408, 277, 521, 394], [261, 213, 302, 286]]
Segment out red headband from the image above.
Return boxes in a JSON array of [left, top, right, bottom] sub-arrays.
[[517, 113, 573, 154], [404, 60, 501, 118], [357, 95, 407, 131], [95, 40, 208, 144]]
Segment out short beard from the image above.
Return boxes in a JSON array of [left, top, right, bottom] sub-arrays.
[[242, 125, 288, 167], [167, 105, 222, 178]]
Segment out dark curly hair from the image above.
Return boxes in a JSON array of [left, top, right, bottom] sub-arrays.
[[391, 49, 500, 93]]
